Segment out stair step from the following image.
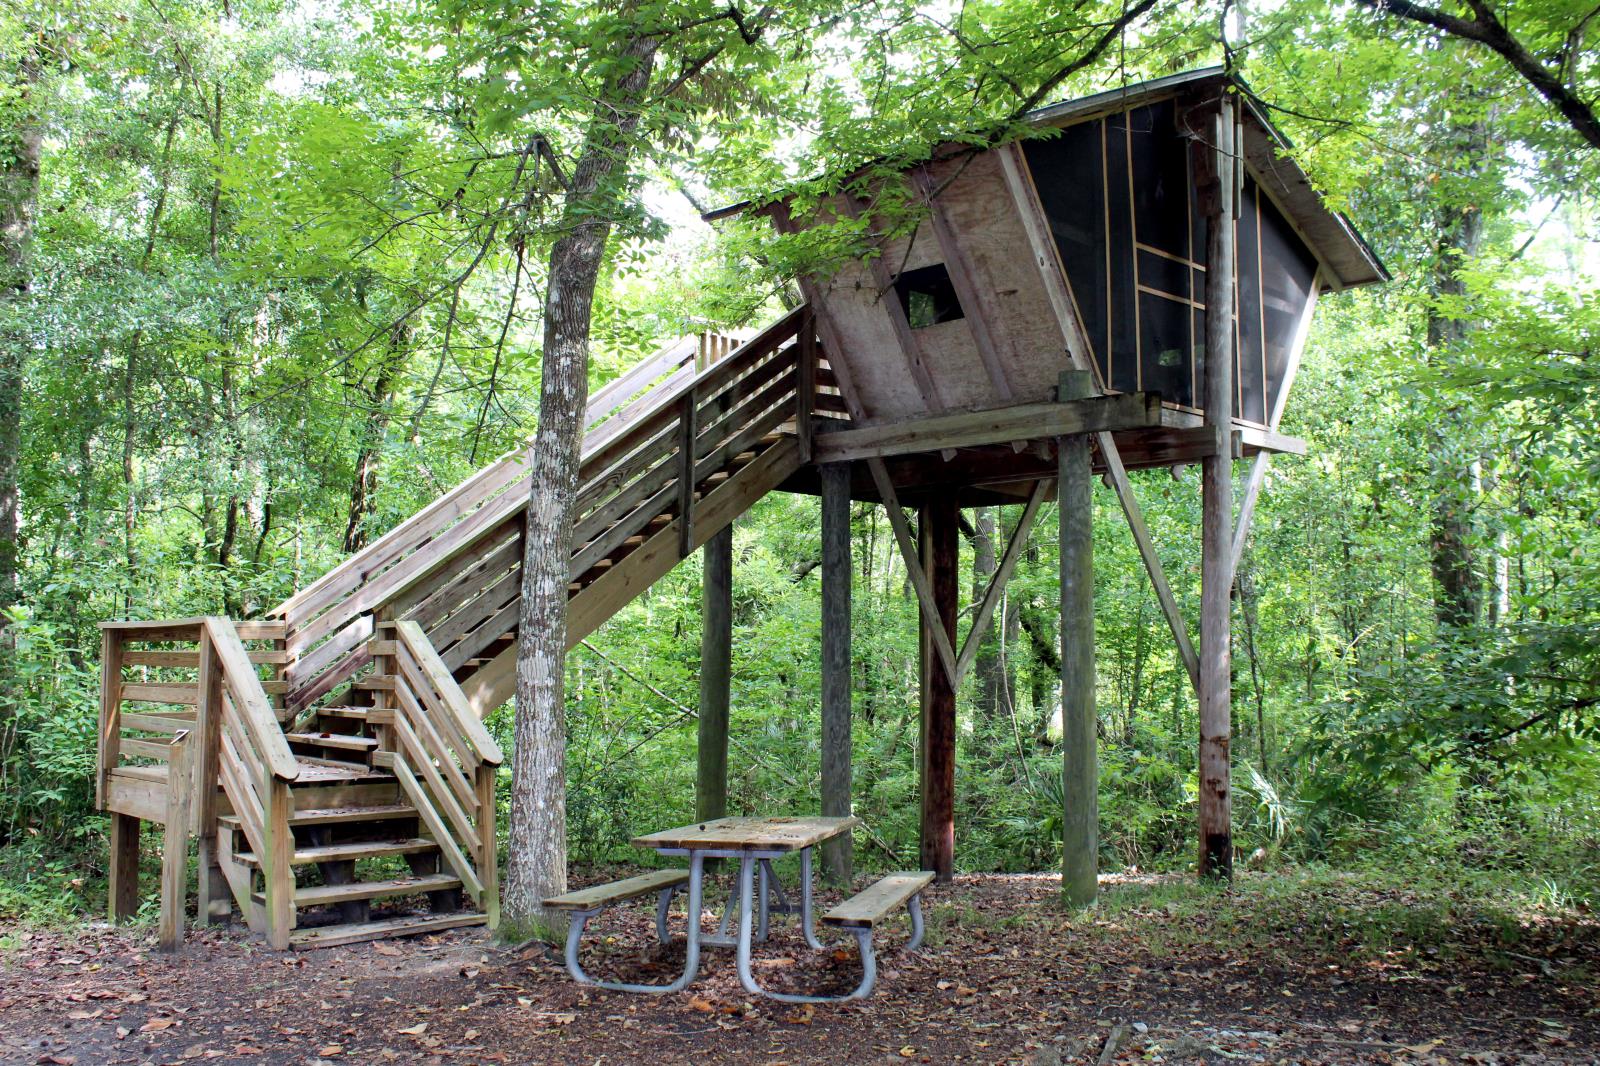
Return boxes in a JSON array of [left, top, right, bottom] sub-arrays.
[[286, 731, 379, 752], [221, 803, 417, 830], [291, 912, 487, 950], [235, 838, 439, 868], [262, 873, 461, 908], [316, 706, 372, 721], [291, 756, 390, 779]]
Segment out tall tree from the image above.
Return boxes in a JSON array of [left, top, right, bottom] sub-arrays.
[[0, 25, 41, 621], [506, 32, 663, 938]]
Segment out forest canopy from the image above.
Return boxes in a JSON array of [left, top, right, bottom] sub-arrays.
[[0, 0, 1597, 917]]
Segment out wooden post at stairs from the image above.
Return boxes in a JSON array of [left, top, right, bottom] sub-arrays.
[[263, 779, 295, 950], [195, 627, 228, 925], [918, 495, 959, 882], [819, 462, 853, 885], [1058, 370, 1098, 906], [697, 525, 733, 827], [1198, 93, 1239, 881], [158, 730, 195, 951], [108, 812, 140, 924], [475, 763, 501, 929]]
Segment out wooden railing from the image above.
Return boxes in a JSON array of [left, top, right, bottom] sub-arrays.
[[371, 620, 502, 926], [271, 330, 744, 713], [273, 311, 830, 717], [202, 616, 300, 949], [97, 616, 296, 949]]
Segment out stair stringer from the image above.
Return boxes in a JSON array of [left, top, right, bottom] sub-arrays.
[[460, 435, 803, 715]]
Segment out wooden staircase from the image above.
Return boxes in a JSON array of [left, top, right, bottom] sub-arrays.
[[96, 310, 845, 949]]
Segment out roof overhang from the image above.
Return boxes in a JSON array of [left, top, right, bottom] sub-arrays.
[[1022, 67, 1388, 291], [703, 67, 1388, 292]]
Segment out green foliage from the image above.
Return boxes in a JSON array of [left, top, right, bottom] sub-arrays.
[[3, 0, 1600, 922]]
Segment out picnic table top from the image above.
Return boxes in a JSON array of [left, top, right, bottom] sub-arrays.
[[633, 815, 861, 853]]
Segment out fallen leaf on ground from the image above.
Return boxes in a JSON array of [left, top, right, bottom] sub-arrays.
[[395, 1024, 427, 1036]]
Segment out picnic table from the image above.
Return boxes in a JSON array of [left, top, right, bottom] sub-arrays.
[[545, 815, 933, 1002]]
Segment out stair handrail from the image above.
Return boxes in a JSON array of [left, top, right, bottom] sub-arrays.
[[394, 620, 502, 767], [276, 318, 795, 712], [377, 621, 501, 926], [204, 617, 300, 783], [271, 332, 729, 632], [200, 616, 297, 949]]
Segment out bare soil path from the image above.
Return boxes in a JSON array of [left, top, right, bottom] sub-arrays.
[[3, 870, 1596, 1065]]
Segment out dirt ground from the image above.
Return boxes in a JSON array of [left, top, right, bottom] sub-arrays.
[[3, 871, 1597, 1065]]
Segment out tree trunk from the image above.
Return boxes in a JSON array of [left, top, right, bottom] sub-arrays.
[[342, 324, 407, 553], [503, 34, 660, 942], [0, 40, 41, 622], [1426, 128, 1487, 632]]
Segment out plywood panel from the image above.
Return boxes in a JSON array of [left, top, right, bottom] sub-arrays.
[[799, 150, 1078, 424], [921, 149, 1074, 405]]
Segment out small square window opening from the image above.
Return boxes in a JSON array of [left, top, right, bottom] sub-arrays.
[[893, 263, 965, 328]]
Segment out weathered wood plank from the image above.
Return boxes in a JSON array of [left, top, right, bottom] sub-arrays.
[[120, 682, 199, 706], [821, 872, 933, 927], [543, 868, 689, 910], [205, 618, 301, 783], [396, 621, 502, 765], [109, 812, 141, 922], [815, 392, 1161, 463], [633, 815, 859, 853]]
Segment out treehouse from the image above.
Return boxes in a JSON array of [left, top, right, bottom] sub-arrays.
[[94, 68, 1383, 951]]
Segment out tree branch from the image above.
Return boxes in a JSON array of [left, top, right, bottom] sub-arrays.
[[1358, 0, 1600, 150]]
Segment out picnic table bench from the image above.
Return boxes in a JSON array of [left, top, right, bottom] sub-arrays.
[[544, 816, 934, 1001]]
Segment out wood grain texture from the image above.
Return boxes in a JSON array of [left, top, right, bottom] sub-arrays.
[[822, 871, 934, 927], [542, 868, 691, 909], [633, 815, 860, 852]]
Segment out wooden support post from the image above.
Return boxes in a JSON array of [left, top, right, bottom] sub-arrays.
[[263, 780, 294, 950], [1198, 95, 1239, 881], [1058, 371, 1098, 906], [697, 525, 732, 827], [158, 730, 194, 952], [475, 763, 501, 929], [97, 628, 123, 810], [194, 627, 228, 925], [108, 812, 141, 924], [819, 462, 853, 885], [918, 495, 959, 882]]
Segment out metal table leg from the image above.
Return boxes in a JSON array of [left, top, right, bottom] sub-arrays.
[[798, 847, 825, 951], [561, 851, 706, 994], [734, 853, 878, 1003]]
